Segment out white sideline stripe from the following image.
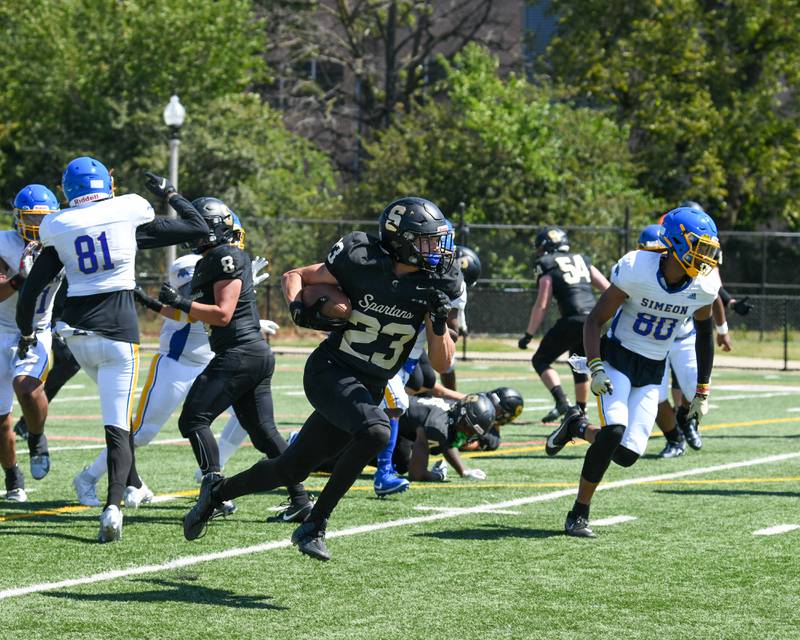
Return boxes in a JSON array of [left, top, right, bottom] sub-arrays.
[[414, 506, 521, 515], [714, 392, 794, 401], [752, 524, 800, 536], [716, 384, 800, 392], [1, 451, 798, 600], [16, 438, 187, 456], [785, 408, 800, 413], [592, 515, 636, 527]]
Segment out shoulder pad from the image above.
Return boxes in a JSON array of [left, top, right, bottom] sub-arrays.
[[191, 245, 246, 291]]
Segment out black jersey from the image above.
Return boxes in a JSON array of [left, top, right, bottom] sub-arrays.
[[533, 251, 596, 317], [323, 231, 464, 387], [191, 244, 261, 352], [398, 396, 455, 449]]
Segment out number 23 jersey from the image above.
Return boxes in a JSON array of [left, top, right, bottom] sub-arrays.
[[324, 231, 464, 386], [607, 250, 720, 361]]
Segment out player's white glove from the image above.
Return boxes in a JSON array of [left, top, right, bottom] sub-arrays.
[[462, 468, 486, 480], [589, 358, 613, 396], [19, 241, 42, 278], [251, 256, 270, 287], [430, 459, 448, 482], [687, 384, 710, 423], [259, 319, 279, 336]]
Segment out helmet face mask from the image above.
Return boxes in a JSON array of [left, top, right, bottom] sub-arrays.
[[13, 184, 60, 242], [535, 226, 569, 255], [378, 197, 455, 273], [661, 207, 721, 278]]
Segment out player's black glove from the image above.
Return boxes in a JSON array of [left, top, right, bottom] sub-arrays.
[[478, 427, 501, 451], [133, 286, 163, 313], [158, 283, 192, 314], [289, 299, 348, 332], [143, 172, 177, 199], [17, 333, 37, 359], [518, 333, 533, 349], [426, 287, 451, 336], [731, 296, 753, 316]]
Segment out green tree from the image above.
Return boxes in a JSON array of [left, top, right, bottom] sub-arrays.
[[542, 0, 800, 228], [0, 0, 267, 198], [355, 44, 658, 279]]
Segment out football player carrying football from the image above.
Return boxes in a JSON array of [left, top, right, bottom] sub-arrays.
[[16, 158, 209, 541], [182, 196, 464, 560], [545, 207, 721, 537], [518, 226, 609, 422]]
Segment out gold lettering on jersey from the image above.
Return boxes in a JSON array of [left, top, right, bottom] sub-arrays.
[[357, 294, 415, 319]]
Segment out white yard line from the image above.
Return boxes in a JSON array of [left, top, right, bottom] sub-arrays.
[[414, 506, 521, 515], [592, 515, 637, 527], [1, 451, 798, 600], [752, 524, 800, 536]]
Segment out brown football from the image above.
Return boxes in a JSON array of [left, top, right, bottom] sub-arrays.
[[301, 283, 352, 320]]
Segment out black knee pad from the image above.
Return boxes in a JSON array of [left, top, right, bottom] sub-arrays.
[[571, 370, 588, 384], [531, 350, 552, 376], [178, 414, 204, 438], [612, 445, 640, 468], [581, 424, 625, 483], [357, 422, 391, 451]]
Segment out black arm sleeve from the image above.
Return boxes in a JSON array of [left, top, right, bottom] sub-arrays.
[[16, 246, 64, 335], [135, 194, 209, 249], [694, 317, 714, 385], [718, 286, 731, 307]]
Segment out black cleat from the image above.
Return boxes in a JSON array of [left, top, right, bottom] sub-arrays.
[[681, 417, 702, 450], [565, 511, 596, 538], [545, 406, 586, 457], [291, 519, 330, 561], [183, 472, 224, 541], [541, 402, 570, 423], [267, 499, 314, 524], [657, 440, 686, 458]]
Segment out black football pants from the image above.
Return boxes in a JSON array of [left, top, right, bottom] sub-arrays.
[[217, 346, 391, 525]]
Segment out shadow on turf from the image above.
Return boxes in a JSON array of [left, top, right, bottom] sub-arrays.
[[413, 523, 561, 541], [655, 488, 800, 498], [45, 578, 289, 610]]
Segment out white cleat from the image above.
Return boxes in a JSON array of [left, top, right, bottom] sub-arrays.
[[5, 488, 28, 502], [98, 504, 123, 542], [123, 482, 155, 509], [73, 467, 101, 507]]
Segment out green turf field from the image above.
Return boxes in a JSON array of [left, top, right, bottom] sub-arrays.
[[2, 355, 799, 639]]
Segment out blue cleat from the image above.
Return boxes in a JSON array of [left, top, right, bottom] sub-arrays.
[[373, 468, 410, 498]]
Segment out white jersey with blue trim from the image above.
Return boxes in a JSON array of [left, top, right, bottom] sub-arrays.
[[39, 194, 154, 297], [607, 250, 720, 360], [0, 230, 63, 333], [158, 254, 213, 366]]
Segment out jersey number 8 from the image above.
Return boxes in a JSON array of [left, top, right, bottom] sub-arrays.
[[74, 232, 115, 274]]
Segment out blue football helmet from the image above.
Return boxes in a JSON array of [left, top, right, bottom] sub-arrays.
[[637, 224, 666, 252], [661, 207, 720, 278], [62, 156, 113, 207], [13, 184, 60, 242]]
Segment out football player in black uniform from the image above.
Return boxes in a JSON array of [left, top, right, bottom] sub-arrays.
[[182, 196, 464, 560], [395, 394, 495, 481], [518, 226, 609, 422], [154, 197, 313, 530]]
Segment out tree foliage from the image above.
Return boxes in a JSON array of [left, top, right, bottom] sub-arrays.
[[543, 0, 800, 228], [355, 45, 658, 278]]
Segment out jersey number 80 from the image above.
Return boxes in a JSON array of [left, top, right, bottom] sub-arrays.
[[632, 312, 679, 341]]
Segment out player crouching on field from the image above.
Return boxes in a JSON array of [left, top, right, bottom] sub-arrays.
[[545, 207, 721, 538]]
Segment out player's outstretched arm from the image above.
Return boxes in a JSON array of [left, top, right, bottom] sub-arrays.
[[160, 279, 242, 327], [408, 428, 433, 481], [15, 246, 63, 337], [712, 296, 731, 352], [136, 174, 209, 249]]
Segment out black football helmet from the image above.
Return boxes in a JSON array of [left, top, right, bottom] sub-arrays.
[[190, 197, 242, 253], [487, 387, 524, 426], [447, 393, 496, 436], [378, 196, 454, 273], [534, 226, 569, 254], [455, 245, 481, 287]]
